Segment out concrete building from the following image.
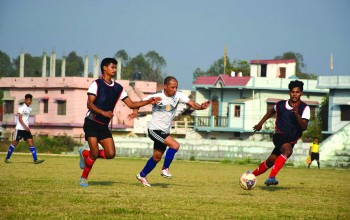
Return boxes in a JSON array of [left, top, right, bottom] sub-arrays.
[[0, 52, 157, 142]]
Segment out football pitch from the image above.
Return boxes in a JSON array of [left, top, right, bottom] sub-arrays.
[[1, 154, 349, 219]]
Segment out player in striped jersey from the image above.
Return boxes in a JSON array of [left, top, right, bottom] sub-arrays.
[[131, 76, 211, 187]]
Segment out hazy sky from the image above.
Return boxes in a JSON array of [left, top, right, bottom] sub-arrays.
[[1, 0, 349, 89]]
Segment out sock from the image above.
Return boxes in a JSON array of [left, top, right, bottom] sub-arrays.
[[269, 154, 287, 178], [317, 161, 320, 169], [252, 161, 269, 176], [140, 157, 158, 177], [82, 150, 89, 158], [6, 144, 15, 159], [30, 146, 38, 161], [163, 148, 178, 169], [81, 156, 95, 179], [98, 150, 106, 159]]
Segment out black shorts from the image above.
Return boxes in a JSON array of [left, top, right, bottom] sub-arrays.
[[271, 133, 296, 156], [83, 118, 112, 141], [148, 129, 169, 152], [311, 152, 319, 161], [14, 130, 33, 141]]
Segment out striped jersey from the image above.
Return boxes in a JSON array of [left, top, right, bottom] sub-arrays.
[[143, 90, 190, 133]]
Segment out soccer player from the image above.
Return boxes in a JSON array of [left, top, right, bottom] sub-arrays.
[[249, 80, 310, 186], [78, 58, 161, 187], [4, 94, 45, 164], [308, 137, 320, 169], [131, 76, 211, 187]]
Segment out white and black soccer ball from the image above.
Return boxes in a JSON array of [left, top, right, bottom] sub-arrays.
[[239, 172, 257, 190]]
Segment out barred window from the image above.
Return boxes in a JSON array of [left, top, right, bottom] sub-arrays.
[[57, 101, 66, 115]]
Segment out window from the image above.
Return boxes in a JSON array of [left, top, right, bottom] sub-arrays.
[[340, 105, 350, 121], [61, 90, 64, 94], [234, 105, 240, 117], [45, 90, 48, 94], [57, 101, 66, 115], [43, 100, 48, 113], [4, 100, 14, 114]]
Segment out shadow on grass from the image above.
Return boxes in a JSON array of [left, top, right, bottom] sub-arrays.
[[89, 181, 118, 186], [259, 186, 290, 191]]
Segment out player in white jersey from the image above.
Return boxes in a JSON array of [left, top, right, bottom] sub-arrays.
[[132, 76, 211, 187], [4, 94, 45, 164]]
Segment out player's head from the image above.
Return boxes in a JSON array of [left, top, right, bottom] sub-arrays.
[[100, 58, 118, 75], [24, 94, 33, 106], [313, 137, 318, 143], [288, 80, 304, 92], [163, 76, 178, 97], [288, 80, 304, 103]]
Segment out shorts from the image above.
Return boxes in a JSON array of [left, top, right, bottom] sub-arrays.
[[14, 130, 33, 141], [311, 152, 319, 161], [271, 133, 296, 156], [83, 118, 112, 141], [148, 129, 169, 152]]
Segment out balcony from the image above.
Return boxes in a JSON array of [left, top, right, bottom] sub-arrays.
[[195, 116, 228, 128]]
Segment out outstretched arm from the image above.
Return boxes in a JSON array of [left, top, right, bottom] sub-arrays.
[[123, 96, 161, 109], [253, 108, 276, 132], [186, 100, 211, 110]]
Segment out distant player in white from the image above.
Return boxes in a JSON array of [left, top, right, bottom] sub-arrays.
[[4, 94, 45, 164], [132, 76, 211, 187]]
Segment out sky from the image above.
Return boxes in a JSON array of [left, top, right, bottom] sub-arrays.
[[1, 0, 349, 90]]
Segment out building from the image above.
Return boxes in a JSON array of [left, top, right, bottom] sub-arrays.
[[192, 59, 329, 140]]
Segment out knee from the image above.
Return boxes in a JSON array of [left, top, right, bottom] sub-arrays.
[[153, 154, 162, 162], [105, 152, 115, 159], [170, 142, 180, 151]]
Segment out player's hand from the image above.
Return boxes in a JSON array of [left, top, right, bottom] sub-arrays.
[[201, 100, 212, 109], [102, 111, 114, 118], [253, 124, 262, 132], [127, 112, 138, 120], [292, 103, 300, 115], [148, 97, 162, 104]]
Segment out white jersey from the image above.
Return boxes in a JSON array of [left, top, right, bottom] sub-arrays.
[[15, 103, 32, 130], [144, 90, 190, 133]]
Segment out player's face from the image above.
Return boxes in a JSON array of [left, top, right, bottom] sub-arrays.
[[24, 98, 32, 106], [289, 87, 303, 103], [104, 63, 117, 77], [164, 80, 178, 97]]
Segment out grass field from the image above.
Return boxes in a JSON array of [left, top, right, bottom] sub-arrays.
[[1, 154, 349, 220]]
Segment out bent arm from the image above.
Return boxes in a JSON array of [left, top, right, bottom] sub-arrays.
[[253, 108, 276, 132], [18, 114, 30, 131], [187, 100, 211, 110], [87, 95, 114, 118]]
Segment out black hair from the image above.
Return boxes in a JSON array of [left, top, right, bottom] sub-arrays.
[[100, 58, 118, 73], [164, 76, 177, 85], [288, 80, 304, 92], [25, 94, 33, 99]]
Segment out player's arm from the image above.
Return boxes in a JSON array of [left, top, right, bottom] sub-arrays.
[[87, 94, 114, 119], [292, 104, 309, 131], [253, 108, 276, 132], [123, 96, 161, 109], [18, 114, 30, 131], [186, 100, 211, 110]]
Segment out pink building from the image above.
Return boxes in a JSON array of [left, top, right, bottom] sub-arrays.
[[0, 76, 157, 142]]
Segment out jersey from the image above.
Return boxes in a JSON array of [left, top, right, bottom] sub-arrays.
[[85, 78, 128, 125], [310, 142, 320, 153], [15, 103, 32, 130], [144, 90, 190, 133], [274, 100, 310, 143]]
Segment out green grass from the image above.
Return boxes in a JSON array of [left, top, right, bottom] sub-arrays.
[[0, 154, 349, 219]]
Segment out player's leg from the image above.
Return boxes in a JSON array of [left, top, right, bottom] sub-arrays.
[[26, 132, 45, 164], [161, 136, 180, 178], [79, 137, 99, 186], [136, 149, 164, 187], [252, 153, 277, 176], [4, 140, 18, 163], [316, 153, 320, 169]]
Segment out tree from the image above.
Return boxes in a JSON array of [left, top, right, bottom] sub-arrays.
[[13, 54, 42, 77], [318, 95, 329, 136], [230, 60, 250, 76], [115, 49, 129, 62], [65, 51, 84, 76], [0, 50, 15, 77]]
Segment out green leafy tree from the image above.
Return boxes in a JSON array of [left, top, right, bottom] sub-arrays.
[[230, 59, 250, 76], [13, 54, 42, 77], [0, 50, 15, 77], [65, 51, 84, 76], [274, 51, 304, 73], [115, 49, 129, 62], [318, 95, 329, 135]]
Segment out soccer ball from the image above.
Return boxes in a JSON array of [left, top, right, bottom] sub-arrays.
[[239, 172, 257, 190]]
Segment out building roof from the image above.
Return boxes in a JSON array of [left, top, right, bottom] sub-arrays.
[[250, 59, 296, 65], [193, 74, 251, 87]]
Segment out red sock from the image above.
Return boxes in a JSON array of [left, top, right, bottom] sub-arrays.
[[269, 155, 287, 177], [252, 161, 269, 176], [98, 150, 106, 159], [81, 156, 95, 179], [82, 150, 89, 158]]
